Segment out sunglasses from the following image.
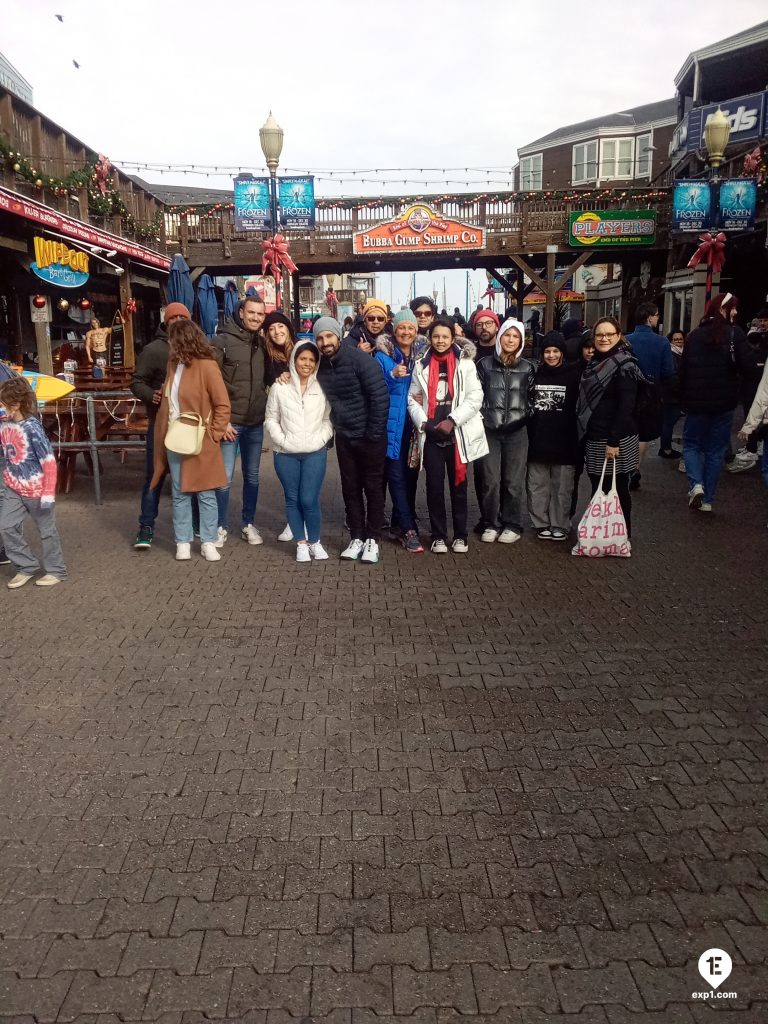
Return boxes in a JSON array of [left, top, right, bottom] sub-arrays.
[[365, 315, 386, 322], [414, 309, 433, 317]]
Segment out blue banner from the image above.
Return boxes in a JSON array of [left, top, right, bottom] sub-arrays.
[[278, 176, 315, 229], [234, 175, 271, 231], [717, 178, 757, 231], [31, 262, 89, 288], [672, 180, 712, 231], [669, 90, 768, 162]]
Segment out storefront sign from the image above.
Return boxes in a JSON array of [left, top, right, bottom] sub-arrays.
[[31, 235, 90, 287], [568, 210, 657, 247], [352, 204, 485, 255], [717, 178, 757, 231], [109, 318, 124, 367], [278, 176, 315, 229], [669, 90, 768, 162], [0, 185, 170, 270], [672, 181, 712, 231], [234, 175, 272, 231]]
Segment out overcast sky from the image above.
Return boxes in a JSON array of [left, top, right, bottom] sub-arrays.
[[4, 0, 766, 310]]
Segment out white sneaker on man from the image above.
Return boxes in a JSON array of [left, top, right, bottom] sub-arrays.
[[361, 539, 380, 564], [241, 525, 263, 545], [175, 543, 191, 561], [201, 542, 221, 561], [310, 542, 329, 560], [277, 524, 293, 542], [481, 529, 499, 543], [296, 543, 311, 562], [430, 539, 448, 553], [497, 529, 521, 544], [451, 538, 468, 553], [688, 484, 704, 509], [214, 526, 228, 548], [341, 539, 365, 560], [699, 503, 713, 513]]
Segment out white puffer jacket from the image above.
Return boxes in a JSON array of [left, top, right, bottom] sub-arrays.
[[264, 342, 333, 454]]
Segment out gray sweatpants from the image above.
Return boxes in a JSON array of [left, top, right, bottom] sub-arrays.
[[526, 462, 575, 532], [0, 487, 67, 579]]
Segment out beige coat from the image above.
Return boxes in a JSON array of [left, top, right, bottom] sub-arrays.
[[151, 358, 231, 492]]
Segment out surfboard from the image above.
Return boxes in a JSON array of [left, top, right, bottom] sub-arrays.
[[22, 371, 76, 402]]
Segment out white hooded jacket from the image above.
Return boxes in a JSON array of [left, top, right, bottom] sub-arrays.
[[264, 342, 333, 454]]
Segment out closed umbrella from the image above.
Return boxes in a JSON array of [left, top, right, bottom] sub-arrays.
[[223, 280, 239, 320], [167, 253, 194, 312], [196, 274, 218, 338]]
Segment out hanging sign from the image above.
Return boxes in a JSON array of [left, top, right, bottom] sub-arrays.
[[233, 175, 272, 231], [569, 210, 657, 247], [717, 178, 757, 231], [278, 176, 315, 229], [109, 311, 125, 367], [353, 204, 485, 255], [672, 181, 712, 232], [31, 235, 90, 287]]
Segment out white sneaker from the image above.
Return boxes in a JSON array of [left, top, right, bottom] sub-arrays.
[[7, 573, 34, 589], [497, 529, 521, 544], [430, 539, 448, 553], [296, 543, 311, 562], [727, 450, 758, 473], [35, 574, 62, 587], [242, 524, 263, 545], [310, 542, 329, 560], [277, 524, 293, 542], [201, 542, 221, 561], [341, 539, 365, 560], [214, 526, 228, 548], [361, 539, 380, 564], [688, 484, 704, 509], [175, 543, 191, 560], [699, 503, 713, 513], [451, 538, 468, 553], [481, 529, 499, 543]]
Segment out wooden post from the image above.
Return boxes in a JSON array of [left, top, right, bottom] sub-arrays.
[[544, 251, 557, 332], [516, 264, 525, 322], [292, 271, 301, 326], [180, 215, 189, 259], [35, 322, 53, 376], [118, 262, 135, 368]]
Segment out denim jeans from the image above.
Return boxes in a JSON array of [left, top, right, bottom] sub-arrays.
[[0, 487, 67, 578], [386, 428, 418, 534], [478, 428, 528, 533], [660, 405, 682, 452], [273, 448, 327, 544], [138, 416, 167, 529], [167, 450, 218, 543], [683, 410, 734, 504], [216, 423, 264, 529]]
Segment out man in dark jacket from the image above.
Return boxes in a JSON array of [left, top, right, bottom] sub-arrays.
[[625, 302, 675, 486], [131, 302, 191, 549], [212, 296, 267, 547], [313, 316, 389, 563]]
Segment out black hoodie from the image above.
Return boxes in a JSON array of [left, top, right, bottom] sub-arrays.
[[527, 359, 581, 465]]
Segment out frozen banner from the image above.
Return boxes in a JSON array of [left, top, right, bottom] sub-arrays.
[[234, 175, 272, 231], [278, 176, 315, 229], [717, 179, 757, 231], [672, 180, 712, 232]]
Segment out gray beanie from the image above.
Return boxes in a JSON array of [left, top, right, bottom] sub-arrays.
[[313, 316, 342, 340]]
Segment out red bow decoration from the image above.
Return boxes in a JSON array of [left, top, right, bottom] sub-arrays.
[[687, 232, 727, 275], [743, 146, 762, 175], [480, 286, 495, 300], [261, 233, 298, 288], [124, 298, 137, 316], [94, 153, 113, 196]]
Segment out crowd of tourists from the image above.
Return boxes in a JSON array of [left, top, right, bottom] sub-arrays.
[[1, 291, 766, 584]]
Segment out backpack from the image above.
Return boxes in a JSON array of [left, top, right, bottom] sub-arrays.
[[635, 371, 664, 442]]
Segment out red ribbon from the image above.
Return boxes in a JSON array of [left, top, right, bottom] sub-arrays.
[[687, 232, 726, 275], [261, 233, 298, 288]]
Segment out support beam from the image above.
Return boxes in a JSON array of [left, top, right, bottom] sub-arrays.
[[292, 271, 301, 327], [190, 267, 207, 284], [118, 262, 135, 368], [35, 322, 53, 376], [545, 251, 557, 332]]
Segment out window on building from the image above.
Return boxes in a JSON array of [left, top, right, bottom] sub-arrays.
[[520, 154, 543, 190], [635, 133, 652, 177], [600, 138, 634, 179], [572, 141, 598, 184]]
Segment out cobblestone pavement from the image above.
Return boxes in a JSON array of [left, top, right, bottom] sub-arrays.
[[1, 447, 767, 1022]]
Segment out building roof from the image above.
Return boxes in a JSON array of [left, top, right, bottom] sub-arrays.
[[519, 98, 678, 153], [0, 53, 33, 104], [128, 176, 233, 206], [675, 19, 768, 88]]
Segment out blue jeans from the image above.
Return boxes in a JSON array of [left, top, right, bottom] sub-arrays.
[[167, 450, 218, 543], [660, 405, 682, 452], [217, 423, 264, 529], [139, 416, 167, 529], [683, 411, 734, 504], [273, 449, 327, 544], [386, 427, 418, 534]]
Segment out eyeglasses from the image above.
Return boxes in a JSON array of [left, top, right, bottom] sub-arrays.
[[365, 315, 386, 322], [476, 319, 495, 329], [594, 331, 618, 340], [414, 309, 433, 318]]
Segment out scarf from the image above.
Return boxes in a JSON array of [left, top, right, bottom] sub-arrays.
[[576, 346, 638, 439], [426, 348, 466, 486]]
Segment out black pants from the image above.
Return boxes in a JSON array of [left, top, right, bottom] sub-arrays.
[[336, 434, 387, 541], [423, 439, 467, 542], [588, 471, 632, 538]]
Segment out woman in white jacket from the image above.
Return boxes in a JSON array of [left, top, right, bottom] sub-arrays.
[[408, 317, 488, 553], [265, 341, 333, 561], [738, 358, 768, 519]]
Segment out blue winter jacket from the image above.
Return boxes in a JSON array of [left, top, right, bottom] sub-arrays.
[[625, 324, 674, 383], [374, 337, 426, 459]]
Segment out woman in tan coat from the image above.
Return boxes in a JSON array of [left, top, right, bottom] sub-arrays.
[[151, 320, 231, 561]]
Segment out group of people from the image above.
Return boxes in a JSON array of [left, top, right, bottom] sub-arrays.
[[1, 288, 765, 588]]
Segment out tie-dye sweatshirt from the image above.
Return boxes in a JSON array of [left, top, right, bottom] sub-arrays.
[[0, 416, 57, 503]]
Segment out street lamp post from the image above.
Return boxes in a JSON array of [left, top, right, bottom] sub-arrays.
[[702, 108, 731, 303], [259, 112, 284, 307]]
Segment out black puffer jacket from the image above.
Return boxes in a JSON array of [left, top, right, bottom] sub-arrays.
[[585, 359, 639, 447], [211, 304, 267, 425], [131, 326, 168, 419], [679, 320, 744, 416], [527, 360, 580, 464], [316, 342, 390, 441], [476, 353, 536, 433]]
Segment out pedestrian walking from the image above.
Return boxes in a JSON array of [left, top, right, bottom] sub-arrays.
[[624, 302, 675, 489], [475, 317, 535, 543], [526, 331, 580, 540], [265, 341, 333, 562], [659, 328, 685, 459], [576, 317, 641, 538], [151, 321, 231, 562], [728, 307, 768, 474], [0, 377, 67, 588], [130, 302, 192, 550], [738, 357, 768, 525], [408, 316, 488, 554]]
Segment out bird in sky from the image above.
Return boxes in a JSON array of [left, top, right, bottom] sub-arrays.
[[55, 13, 63, 20], [72, 60, 80, 69]]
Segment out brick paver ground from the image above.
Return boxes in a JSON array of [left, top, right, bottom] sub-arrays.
[[1, 444, 767, 1022]]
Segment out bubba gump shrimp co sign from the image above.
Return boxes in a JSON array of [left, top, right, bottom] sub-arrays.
[[352, 204, 486, 254]]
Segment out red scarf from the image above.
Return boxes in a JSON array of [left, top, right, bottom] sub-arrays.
[[426, 349, 466, 486]]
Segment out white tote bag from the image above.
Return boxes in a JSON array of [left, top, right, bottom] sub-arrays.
[[571, 458, 631, 558]]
